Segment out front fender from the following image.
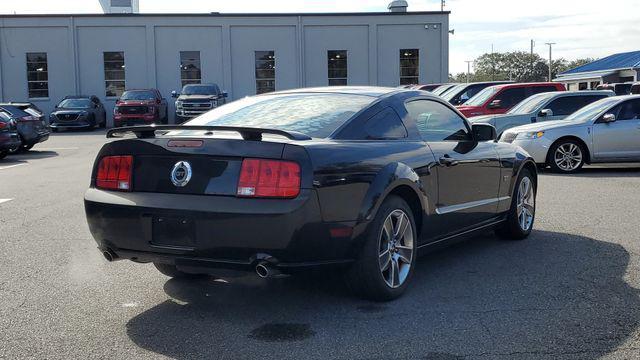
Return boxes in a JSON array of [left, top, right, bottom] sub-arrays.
[[356, 162, 428, 225]]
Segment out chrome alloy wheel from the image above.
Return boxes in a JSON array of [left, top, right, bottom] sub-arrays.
[[378, 209, 414, 289], [516, 177, 535, 231], [554, 143, 582, 171]]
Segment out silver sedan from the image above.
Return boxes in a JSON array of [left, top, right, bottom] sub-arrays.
[[500, 95, 640, 173]]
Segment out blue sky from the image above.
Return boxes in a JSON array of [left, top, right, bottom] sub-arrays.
[[1, 0, 637, 74]]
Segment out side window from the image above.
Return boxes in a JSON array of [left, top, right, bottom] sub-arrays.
[[494, 88, 527, 109], [364, 108, 408, 140], [616, 99, 640, 120], [405, 100, 470, 142], [546, 97, 585, 116]]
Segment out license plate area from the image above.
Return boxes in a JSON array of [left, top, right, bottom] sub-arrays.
[[151, 216, 196, 247]]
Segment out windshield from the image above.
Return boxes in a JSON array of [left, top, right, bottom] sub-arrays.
[[441, 84, 467, 101], [464, 86, 500, 106], [507, 93, 550, 114], [186, 93, 375, 138], [58, 98, 92, 109], [182, 85, 218, 95], [564, 97, 621, 121], [121, 90, 156, 101], [432, 85, 454, 96]]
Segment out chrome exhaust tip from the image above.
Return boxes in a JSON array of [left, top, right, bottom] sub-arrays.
[[102, 249, 118, 262], [255, 262, 280, 278]]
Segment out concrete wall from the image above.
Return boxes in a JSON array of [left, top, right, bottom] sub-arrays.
[[0, 12, 449, 126]]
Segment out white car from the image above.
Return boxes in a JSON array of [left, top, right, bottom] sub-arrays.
[[470, 90, 613, 136], [500, 95, 640, 173]]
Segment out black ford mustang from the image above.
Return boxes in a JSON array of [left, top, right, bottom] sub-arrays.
[[85, 87, 537, 300]]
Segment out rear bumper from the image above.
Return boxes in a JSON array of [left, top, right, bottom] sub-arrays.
[[84, 188, 360, 272], [0, 132, 20, 150]]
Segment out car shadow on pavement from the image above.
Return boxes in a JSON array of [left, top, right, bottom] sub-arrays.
[[9, 150, 59, 160], [540, 166, 640, 178], [125, 231, 640, 359]]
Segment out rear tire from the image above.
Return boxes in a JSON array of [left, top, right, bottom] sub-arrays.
[[495, 169, 536, 240], [345, 195, 417, 301], [21, 144, 34, 151], [8, 135, 22, 154], [0, 150, 7, 159], [153, 262, 206, 279], [51, 128, 59, 133]]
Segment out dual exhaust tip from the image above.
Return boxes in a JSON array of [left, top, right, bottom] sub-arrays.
[[103, 249, 279, 278]]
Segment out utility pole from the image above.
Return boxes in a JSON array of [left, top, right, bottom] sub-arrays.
[[465, 60, 473, 83], [545, 42, 556, 82], [530, 39, 535, 79], [441, 0, 445, 11]]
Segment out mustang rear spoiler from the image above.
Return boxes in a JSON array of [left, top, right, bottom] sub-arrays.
[[106, 125, 312, 141]]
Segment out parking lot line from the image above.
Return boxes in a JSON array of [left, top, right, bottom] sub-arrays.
[[0, 163, 28, 170], [0, 199, 13, 204]]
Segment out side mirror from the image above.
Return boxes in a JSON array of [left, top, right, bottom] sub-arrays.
[[539, 109, 553, 117], [171, 91, 179, 98], [472, 123, 497, 142], [602, 113, 616, 123], [221, 91, 228, 98], [487, 99, 502, 109]]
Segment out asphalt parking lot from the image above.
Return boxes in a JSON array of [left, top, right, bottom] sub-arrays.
[[1, 131, 639, 360]]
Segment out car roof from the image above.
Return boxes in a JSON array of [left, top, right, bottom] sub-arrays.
[[269, 86, 403, 98], [63, 95, 95, 99], [543, 90, 614, 98], [491, 82, 561, 90]]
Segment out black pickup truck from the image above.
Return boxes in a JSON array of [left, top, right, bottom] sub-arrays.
[[172, 83, 228, 124]]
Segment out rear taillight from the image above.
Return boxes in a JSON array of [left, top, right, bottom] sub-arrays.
[[96, 155, 133, 191], [237, 158, 300, 198], [0, 122, 6, 129]]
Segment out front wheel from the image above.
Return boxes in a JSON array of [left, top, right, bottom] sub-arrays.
[[153, 263, 206, 279], [548, 140, 585, 173], [8, 135, 22, 154], [496, 169, 536, 240], [345, 195, 417, 301]]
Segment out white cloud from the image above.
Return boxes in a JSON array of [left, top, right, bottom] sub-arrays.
[[1, 0, 636, 75]]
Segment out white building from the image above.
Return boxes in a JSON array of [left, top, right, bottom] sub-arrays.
[[0, 6, 450, 125]]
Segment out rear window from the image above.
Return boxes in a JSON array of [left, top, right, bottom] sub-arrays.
[[121, 90, 156, 101], [0, 106, 29, 118], [187, 93, 375, 138]]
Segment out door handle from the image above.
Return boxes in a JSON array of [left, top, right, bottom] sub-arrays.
[[439, 154, 459, 167]]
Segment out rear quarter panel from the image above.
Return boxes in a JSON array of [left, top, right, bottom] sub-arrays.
[[304, 140, 437, 225]]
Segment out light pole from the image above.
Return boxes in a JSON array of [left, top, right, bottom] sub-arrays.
[[465, 60, 473, 83], [545, 42, 556, 82]]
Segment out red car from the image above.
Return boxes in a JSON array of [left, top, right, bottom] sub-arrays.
[[457, 82, 566, 118], [113, 89, 168, 127]]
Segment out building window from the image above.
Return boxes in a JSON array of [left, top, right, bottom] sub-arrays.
[[328, 50, 348, 86], [255, 51, 275, 94], [26, 52, 49, 99], [180, 51, 201, 86], [104, 52, 125, 97], [400, 49, 419, 85]]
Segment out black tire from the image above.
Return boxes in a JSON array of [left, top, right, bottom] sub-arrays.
[[51, 127, 59, 133], [495, 169, 536, 240], [153, 262, 206, 279], [100, 112, 107, 128], [22, 144, 34, 151], [0, 150, 7, 159], [547, 139, 585, 173], [345, 195, 417, 301], [8, 135, 22, 154]]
